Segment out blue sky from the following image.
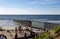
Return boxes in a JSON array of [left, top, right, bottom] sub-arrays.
[[0, 0, 60, 15]]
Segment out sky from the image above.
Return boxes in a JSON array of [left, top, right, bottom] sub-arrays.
[[0, 0, 60, 15]]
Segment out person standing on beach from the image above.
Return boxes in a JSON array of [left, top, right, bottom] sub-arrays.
[[18, 26, 21, 34], [15, 33, 18, 39], [15, 27, 18, 39]]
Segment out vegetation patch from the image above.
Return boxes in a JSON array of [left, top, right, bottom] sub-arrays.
[[34, 25, 60, 39]]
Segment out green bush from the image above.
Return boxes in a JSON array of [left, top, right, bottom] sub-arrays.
[[34, 25, 60, 39], [52, 25, 60, 34], [34, 32, 55, 39]]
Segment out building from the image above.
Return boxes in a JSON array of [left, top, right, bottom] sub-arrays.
[[13, 19, 60, 30], [31, 20, 44, 29], [44, 21, 60, 30], [30, 20, 60, 30]]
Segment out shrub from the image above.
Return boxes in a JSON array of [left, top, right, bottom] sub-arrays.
[[34, 32, 55, 39], [52, 25, 60, 34]]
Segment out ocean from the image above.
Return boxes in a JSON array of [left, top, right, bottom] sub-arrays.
[[0, 15, 60, 20], [0, 15, 60, 28]]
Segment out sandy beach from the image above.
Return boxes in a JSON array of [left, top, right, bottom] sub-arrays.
[[0, 31, 15, 39]]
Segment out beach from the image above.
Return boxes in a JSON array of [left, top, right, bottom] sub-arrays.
[[0, 31, 15, 39]]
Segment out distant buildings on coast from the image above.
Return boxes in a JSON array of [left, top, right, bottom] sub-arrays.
[[13, 19, 60, 30], [0, 19, 60, 30], [31, 20, 60, 30], [0, 19, 60, 39]]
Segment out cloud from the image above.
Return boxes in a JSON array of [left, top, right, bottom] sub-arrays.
[[0, 7, 60, 15], [29, 0, 60, 4]]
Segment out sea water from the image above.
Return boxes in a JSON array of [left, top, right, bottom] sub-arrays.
[[0, 15, 60, 20], [0, 15, 60, 29]]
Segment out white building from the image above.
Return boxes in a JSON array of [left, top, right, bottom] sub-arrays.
[[30, 20, 60, 30]]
